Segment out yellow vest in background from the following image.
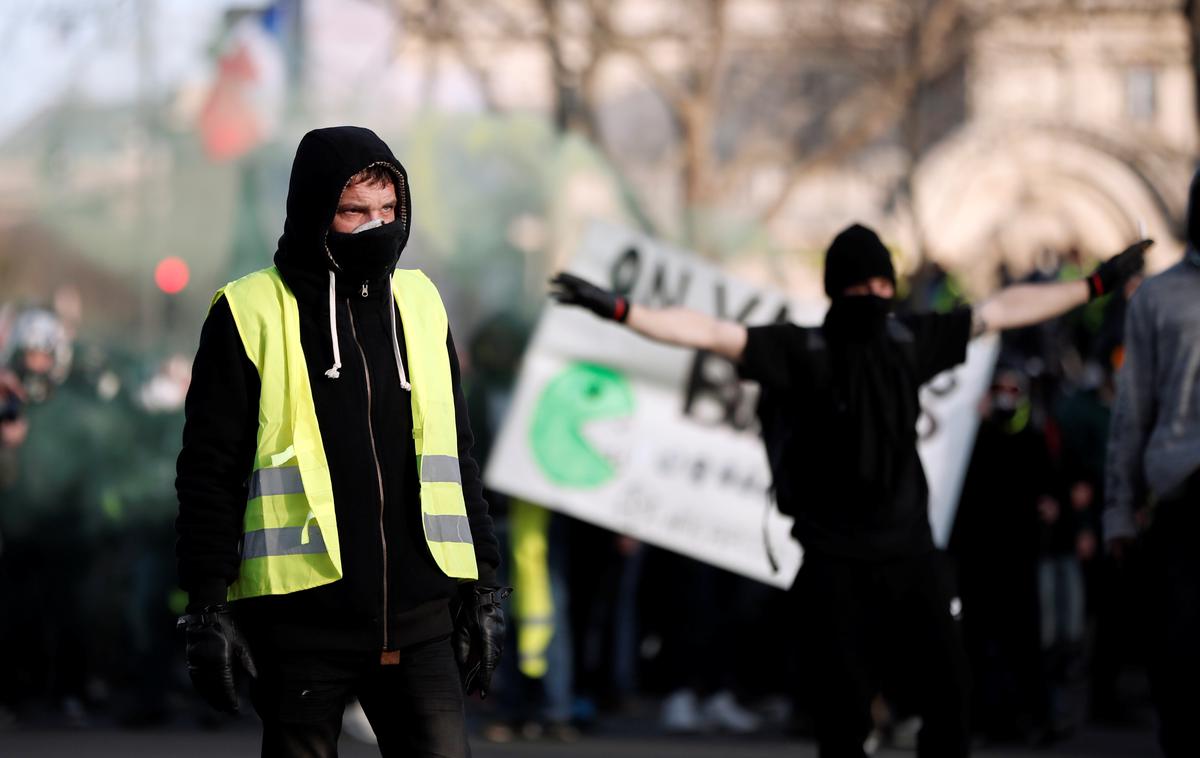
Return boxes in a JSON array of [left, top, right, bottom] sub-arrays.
[[217, 266, 478, 601], [511, 499, 555, 678]]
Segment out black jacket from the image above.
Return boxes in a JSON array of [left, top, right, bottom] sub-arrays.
[[176, 126, 500, 652]]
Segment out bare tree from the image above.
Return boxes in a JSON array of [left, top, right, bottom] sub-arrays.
[[381, 0, 978, 258]]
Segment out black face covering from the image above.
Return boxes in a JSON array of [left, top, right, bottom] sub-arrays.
[[823, 294, 893, 343], [326, 220, 406, 282]]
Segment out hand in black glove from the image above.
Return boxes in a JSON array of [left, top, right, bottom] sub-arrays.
[[452, 584, 513, 699], [549, 272, 629, 322], [1088, 239, 1152, 299], [177, 601, 258, 713]]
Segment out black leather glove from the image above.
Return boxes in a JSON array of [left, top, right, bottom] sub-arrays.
[[176, 601, 257, 713], [452, 584, 513, 699], [549, 272, 629, 322], [1088, 239, 1151, 299]]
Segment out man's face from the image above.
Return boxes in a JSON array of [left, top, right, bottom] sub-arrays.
[[840, 276, 895, 299], [331, 179, 397, 234], [21, 349, 54, 376]]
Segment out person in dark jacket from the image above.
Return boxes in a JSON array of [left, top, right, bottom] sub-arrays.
[[549, 224, 1148, 758], [1105, 171, 1200, 758], [175, 126, 507, 758]]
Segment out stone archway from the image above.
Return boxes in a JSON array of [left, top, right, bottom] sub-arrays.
[[911, 121, 1191, 290]]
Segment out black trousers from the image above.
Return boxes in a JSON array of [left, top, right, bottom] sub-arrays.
[[1145, 473, 1200, 758], [793, 550, 970, 758], [248, 635, 469, 758]]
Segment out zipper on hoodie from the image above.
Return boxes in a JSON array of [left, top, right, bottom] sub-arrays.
[[361, 281, 369, 298], [345, 299, 391, 651]]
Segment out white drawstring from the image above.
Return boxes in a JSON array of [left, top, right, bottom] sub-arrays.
[[389, 274, 412, 391], [324, 271, 342, 379]]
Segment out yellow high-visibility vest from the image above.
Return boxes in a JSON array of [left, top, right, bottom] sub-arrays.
[[216, 266, 478, 601], [510, 499, 554, 678]]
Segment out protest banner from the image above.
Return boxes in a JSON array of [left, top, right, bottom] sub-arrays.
[[486, 222, 998, 588]]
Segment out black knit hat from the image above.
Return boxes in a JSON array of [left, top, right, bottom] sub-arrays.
[[823, 223, 896, 297]]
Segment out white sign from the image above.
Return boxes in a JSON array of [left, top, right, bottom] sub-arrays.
[[486, 223, 997, 588]]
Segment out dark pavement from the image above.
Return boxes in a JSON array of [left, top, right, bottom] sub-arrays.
[[0, 723, 1159, 758]]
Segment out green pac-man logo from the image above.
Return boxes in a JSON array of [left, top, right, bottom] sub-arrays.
[[529, 362, 634, 488]]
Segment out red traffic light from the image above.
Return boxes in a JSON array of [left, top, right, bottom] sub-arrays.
[[155, 257, 190, 295]]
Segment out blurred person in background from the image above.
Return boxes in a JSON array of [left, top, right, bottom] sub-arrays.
[[1105, 171, 1200, 758], [654, 556, 764, 735], [550, 223, 1148, 758], [0, 366, 25, 728], [950, 365, 1049, 745], [0, 305, 86, 724], [462, 315, 579, 744], [0, 307, 72, 404], [568, 523, 644, 721], [175, 126, 506, 758], [1041, 361, 1112, 738], [1075, 284, 1146, 724], [493, 499, 578, 743], [0, 368, 27, 489]]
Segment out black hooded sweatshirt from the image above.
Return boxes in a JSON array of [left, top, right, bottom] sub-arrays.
[[176, 126, 500, 653]]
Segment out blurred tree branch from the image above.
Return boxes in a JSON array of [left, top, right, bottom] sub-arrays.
[[381, 0, 980, 257]]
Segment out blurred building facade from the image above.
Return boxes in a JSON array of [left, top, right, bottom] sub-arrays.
[[916, 0, 1196, 285], [0, 0, 1196, 332], [298, 0, 1200, 293]]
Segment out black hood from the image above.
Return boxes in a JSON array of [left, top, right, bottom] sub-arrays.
[[823, 223, 895, 298], [274, 126, 412, 278]]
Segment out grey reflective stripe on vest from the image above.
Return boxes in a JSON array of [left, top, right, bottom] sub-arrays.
[[424, 513, 474, 544], [248, 466, 304, 500], [518, 615, 553, 626], [420, 455, 462, 485], [242, 525, 327, 559]]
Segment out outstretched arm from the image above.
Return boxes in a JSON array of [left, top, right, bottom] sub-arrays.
[[971, 240, 1151, 336], [625, 305, 748, 361], [972, 279, 1088, 335], [549, 272, 748, 361]]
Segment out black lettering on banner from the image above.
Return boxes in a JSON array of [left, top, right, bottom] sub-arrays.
[[683, 283, 776, 432], [610, 242, 783, 434], [648, 264, 692, 307], [713, 282, 762, 322], [735, 295, 761, 322], [925, 372, 958, 398], [614, 482, 662, 524], [917, 370, 958, 441], [917, 406, 938, 441], [682, 351, 761, 432], [610, 246, 641, 297]]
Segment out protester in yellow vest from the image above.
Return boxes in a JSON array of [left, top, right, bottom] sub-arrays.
[[175, 126, 508, 758]]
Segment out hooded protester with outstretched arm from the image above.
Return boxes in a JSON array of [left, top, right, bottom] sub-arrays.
[[550, 225, 1147, 758], [175, 126, 506, 758]]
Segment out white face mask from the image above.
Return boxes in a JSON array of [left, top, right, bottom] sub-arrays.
[[352, 218, 385, 234]]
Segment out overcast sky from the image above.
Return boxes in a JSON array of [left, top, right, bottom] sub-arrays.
[[0, 0, 249, 140]]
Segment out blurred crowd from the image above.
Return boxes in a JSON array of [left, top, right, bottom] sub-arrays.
[[0, 248, 1157, 750], [0, 292, 193, 728]]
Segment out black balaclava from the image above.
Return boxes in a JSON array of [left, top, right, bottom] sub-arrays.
[[822, 223, 896, 342], [327, 220, 408, 283], [274, 126, 412, 285], [819, 223, 911, 498], [1187, 168, 1200, 269]]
